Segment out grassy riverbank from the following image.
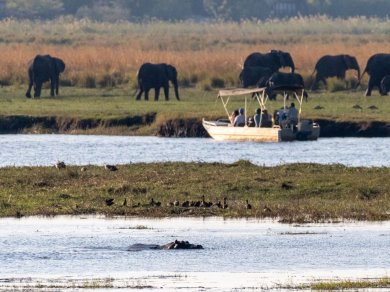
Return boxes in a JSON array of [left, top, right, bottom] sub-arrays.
[[1, 86, 390, 135], [1, 162, 389, 222]]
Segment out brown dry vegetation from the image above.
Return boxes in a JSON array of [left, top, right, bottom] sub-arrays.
[[0, 17, 390, 89]]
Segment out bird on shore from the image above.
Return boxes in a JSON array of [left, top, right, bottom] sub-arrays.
[[123, 198, 127, 206], [215, 200, 222, 209], [352, 104, 362, 110], [182, 200, 190, 208], [245, 200, 252, 210], [105, 164, 118, 171], [314, 105, 324, 110], [200, 195, 212, 208], [173, 200, 180, 207], [55, 161, 66, 169], [222, 197, 228, 209], [263, 205, 272, 213], [105, 198, 114, 206], [149, 198, 161, 207], [368, 105, 378, 110], [80, 167, 87, 172]]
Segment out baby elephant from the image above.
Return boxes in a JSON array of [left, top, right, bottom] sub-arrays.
[[380, 75, 390, 95]]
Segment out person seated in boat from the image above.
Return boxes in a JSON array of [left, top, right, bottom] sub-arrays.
[[230, 109, 239, 124], [260, 109, 272, 128], [247, 116, 255, 127], [234, 108, 246, 127], [254, 108, 261, 127], [278, 109, 288, 128], [287, 102, 298, 128]]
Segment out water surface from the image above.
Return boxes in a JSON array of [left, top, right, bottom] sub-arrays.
[[0, 135, 389, 167], [0, 217, 389, 290]]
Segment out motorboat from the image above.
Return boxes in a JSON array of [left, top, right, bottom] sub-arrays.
[[202, 86, 320, 142]]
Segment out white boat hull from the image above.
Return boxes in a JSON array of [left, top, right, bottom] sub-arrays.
[[202, 120, 320, 142]]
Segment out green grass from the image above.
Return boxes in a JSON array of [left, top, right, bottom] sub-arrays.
[[310, 277, 390, 290], [1, 86, 389, 129], [1, 162, 389, 222]]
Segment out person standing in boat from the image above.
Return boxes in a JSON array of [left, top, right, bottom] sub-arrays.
[[254, 108, 261, 127], [234, 108, 246, 127], [287, 102, 299, 127]]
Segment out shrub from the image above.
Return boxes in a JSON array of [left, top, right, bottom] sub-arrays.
[[83, 75, 97, 88], [210, 77, 225, 88], [327, 77, 346, 92]]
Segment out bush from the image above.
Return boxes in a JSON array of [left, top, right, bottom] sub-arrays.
[[83, 75, 97, 88], [327, 77, 347, 92], [210, 77, 225, 88]]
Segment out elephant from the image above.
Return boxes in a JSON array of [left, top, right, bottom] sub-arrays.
[[243, 50, 295, 73], [265, 72, 308, 101], [239, 66, 272, 88], [127, 240, 203, 251], [26, 55, 65, 98], [311, 54, 360, 91], [135, 63, 180, 101], [359, 53, 390, 96], [380, 75, 390, 95]]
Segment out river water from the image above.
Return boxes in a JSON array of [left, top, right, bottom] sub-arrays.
[[0, 134, 389, 167], [0, 216, 389, 291]]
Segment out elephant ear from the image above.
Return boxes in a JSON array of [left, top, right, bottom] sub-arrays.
[[343, 55, 353, 69], [54, 58, 66, 74], [165, 64, 177, 81]]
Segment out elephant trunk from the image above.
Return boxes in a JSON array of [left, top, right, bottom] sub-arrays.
[[173, 79, 180, 101]]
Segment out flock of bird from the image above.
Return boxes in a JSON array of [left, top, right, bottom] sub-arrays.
[[53, 161, 273, 212]]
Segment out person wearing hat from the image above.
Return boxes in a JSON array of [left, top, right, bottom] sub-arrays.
[[234, 107, 246, 127]]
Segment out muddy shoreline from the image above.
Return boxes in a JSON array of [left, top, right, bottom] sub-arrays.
[[1, 114, 390, 137]]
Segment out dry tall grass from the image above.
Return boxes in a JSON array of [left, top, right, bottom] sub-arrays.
[[0, 17, 389, 88]]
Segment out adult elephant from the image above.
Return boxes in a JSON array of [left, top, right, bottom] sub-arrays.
[[311, 54, 360, 90], [26, 55, 65, 98], [135, 63, 180, 101], [243, 50, 295, 73], [358, 53, 390, 96], [239, 66, 272, 88], [265, 72, 308, 101]]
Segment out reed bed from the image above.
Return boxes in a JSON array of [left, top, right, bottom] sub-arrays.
[[0, 17, 389, 88]]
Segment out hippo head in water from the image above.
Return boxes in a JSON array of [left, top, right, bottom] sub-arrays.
[[127, 240, 203, 251]]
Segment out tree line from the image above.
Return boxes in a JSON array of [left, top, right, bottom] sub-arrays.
[[0, 0, 389, 21]]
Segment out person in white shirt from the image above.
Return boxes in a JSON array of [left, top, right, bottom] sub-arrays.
[[234, 108, 246, 127]]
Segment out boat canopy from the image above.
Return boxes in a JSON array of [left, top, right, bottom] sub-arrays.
[[218, 85, 304, 98], [218, 88, 266, 98], [217, 85, 307, 126]]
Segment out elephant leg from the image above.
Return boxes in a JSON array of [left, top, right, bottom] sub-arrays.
[[34, 81, 42, 98], [144, 89, 150, 101], [50, 78, 55, 97], [365, 78, 375, 96], [55, 76, 60, 95], [163, 86, 169, 101], [135, 88, 143, 100], [311, 75, 320, 91], [154, 87, 161, 101], [26, 79, 33, 98]]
